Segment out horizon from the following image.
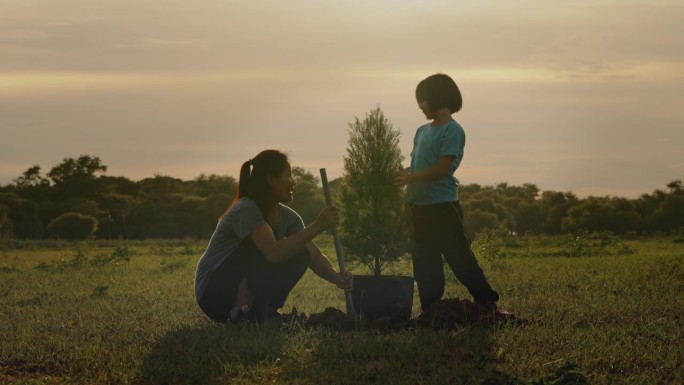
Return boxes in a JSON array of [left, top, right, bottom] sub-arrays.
[[1, 154, 678, 200], [1, 1, 682, 199]]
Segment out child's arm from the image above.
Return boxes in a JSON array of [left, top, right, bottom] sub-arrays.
[[395, 155, 455, 187]]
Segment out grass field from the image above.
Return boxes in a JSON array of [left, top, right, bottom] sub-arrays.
[[1, 234, 682, 384]]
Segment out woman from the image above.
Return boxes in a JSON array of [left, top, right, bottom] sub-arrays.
[[194, 149, 353, 322]]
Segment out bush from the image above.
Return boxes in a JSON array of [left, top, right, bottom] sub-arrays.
[[47, 212, 99, 240], [0, 205, 12, 240], [464, 209, 502, 241], [472, 228, 507, 270], [566, 230, 633, 257], [0, 193, 42, 238]]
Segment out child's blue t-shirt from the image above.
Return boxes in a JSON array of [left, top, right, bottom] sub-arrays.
[[407, 120, 465, 205], [194, 197, 305, 301]]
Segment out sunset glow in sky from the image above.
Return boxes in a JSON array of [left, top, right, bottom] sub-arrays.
[[1, 0, 682, 197]]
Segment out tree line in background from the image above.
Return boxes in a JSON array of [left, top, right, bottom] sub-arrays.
[[0, 155, 682, 240]]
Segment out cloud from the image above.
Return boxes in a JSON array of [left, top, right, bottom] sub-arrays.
[[114, 37, 203, 50], [1, 1, 682, 76], [0, 0, 682, 197], [0, 28, 50, 42]]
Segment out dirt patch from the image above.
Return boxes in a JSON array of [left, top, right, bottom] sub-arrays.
[[413, 298, 521, 330], [255, 298, 526, 331], [306, 307, 357, 329]]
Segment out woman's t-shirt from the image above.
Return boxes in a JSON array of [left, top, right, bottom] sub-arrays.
[[194, 197, 305, 300]]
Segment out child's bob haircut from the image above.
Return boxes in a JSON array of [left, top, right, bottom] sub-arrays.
[[415, 73, 463, 113]]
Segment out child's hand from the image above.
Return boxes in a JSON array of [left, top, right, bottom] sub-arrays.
[[395, 170, 411, 188]]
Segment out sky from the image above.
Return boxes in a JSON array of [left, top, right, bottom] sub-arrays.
[[0, 0, 682, 198]]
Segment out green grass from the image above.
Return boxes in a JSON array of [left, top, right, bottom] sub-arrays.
[[1, 235, 682, 384]]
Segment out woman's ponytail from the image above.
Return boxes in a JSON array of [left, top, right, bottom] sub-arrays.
[[236, 159, 252, 201], [231, 159, 252, 206], [220, 159, 252, 220]]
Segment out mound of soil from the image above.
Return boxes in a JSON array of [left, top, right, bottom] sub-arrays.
[[262, 298, 524, 331], [306, 307, 356, 329], [413, 298, 519, 330]]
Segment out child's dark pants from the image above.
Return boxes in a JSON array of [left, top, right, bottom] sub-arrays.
[[198, 237, 310, 322], [411, 201, 499, 310]]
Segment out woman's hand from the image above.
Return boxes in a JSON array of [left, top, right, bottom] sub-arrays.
[[315, 205, 339, 230], [335, 271, 353, 292]]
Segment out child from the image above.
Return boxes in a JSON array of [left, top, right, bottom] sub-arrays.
[[395, 73, 500, 311]]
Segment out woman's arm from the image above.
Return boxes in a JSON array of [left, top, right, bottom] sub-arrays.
[[306, 242, 353, 291], [395, 155, 455, 188], [250, 206, 338, 263]]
